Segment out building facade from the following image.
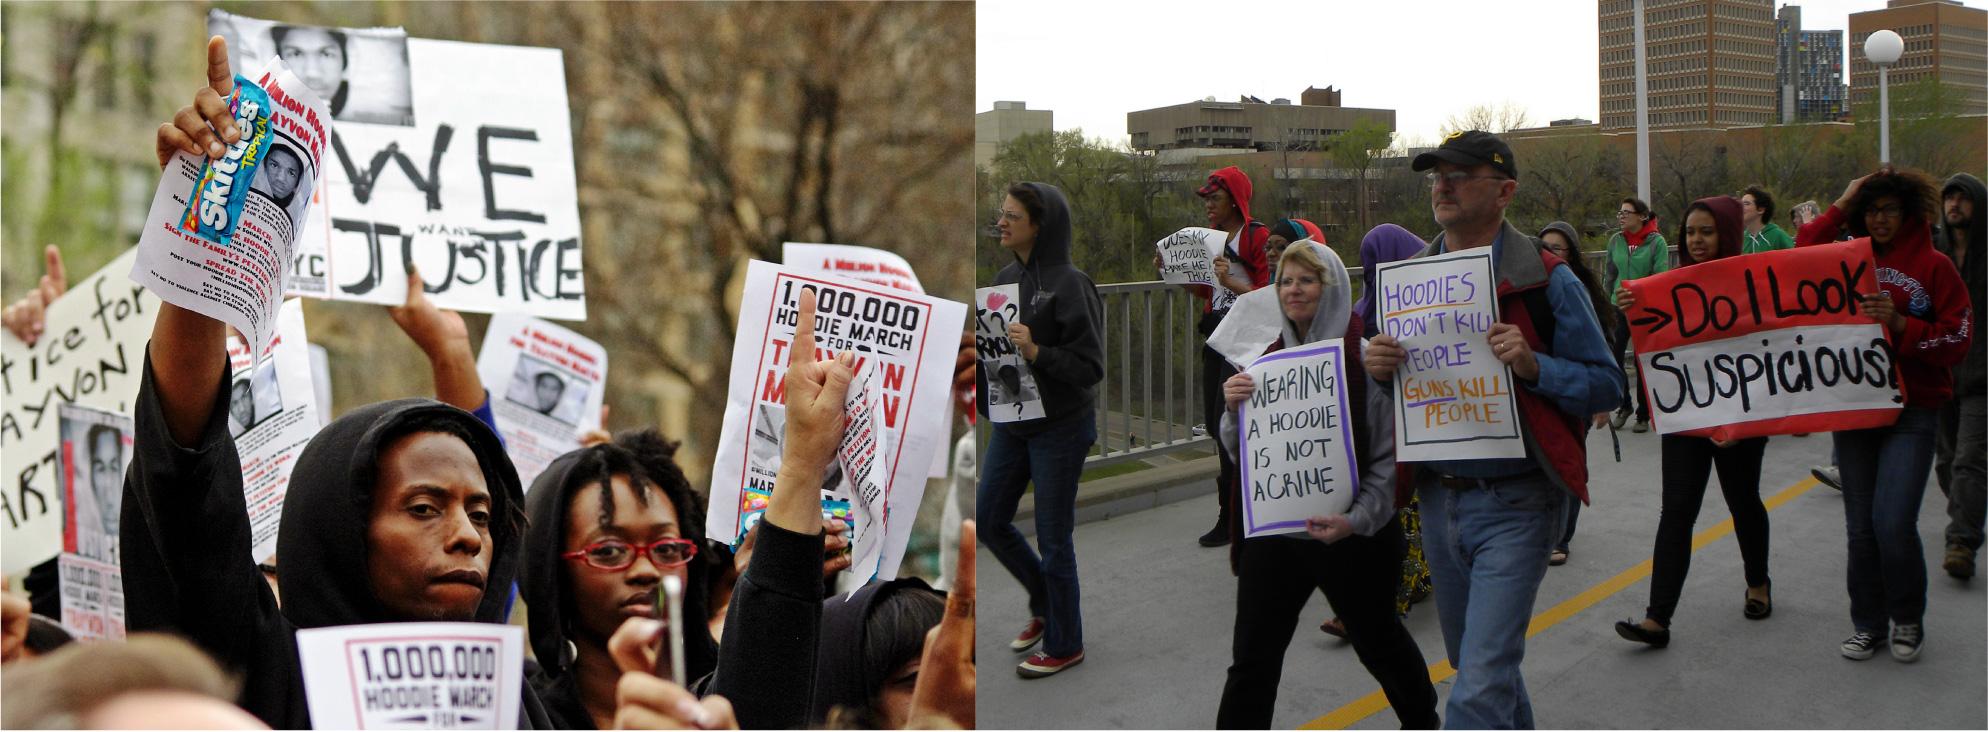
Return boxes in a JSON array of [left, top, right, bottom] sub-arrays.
[[975, 100, 1053, 169], [1599, 0, 1779, 131], [1125, 88, 1394, 155], [1796, 28, 1848, 121], [1848, 0, 1988, 116]]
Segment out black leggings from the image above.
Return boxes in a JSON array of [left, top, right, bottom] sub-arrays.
[[1645, 435, 1771, 626]]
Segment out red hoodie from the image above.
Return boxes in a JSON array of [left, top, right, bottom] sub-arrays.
[[1198, 167, 1271, 312], [1798, 204, 1973, 407]]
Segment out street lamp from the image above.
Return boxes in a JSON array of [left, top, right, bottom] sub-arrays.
[[1865, 29, 1904, 164]]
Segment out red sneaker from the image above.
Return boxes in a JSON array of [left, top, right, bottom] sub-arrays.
[[1017, 650, 1085, 679], [1010, 617, 1045, 652]]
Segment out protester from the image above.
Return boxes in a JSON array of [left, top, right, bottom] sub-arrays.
[[1539, 221, 1619, 567], [1935, 172, 1985, 581], [1798, 167, 1972, 662], [1610, 197, 1773, 648], [1791, 200, 1823, 229], [810, 578, 947, 728], [1266, 217, 1325, 271], [1320, 223, 1430, 639], [1365, 131, 1623, 728], [1192, 167, 1272, 547], [0, 634, 267, 729], [1605, 195, 1668, 432], [1213, 241, 1439, 730], [1739, 185, 1796, 254], [978, 181, 1103, 679]]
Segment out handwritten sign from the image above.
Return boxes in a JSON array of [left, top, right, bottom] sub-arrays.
[[1625, 239, 1903, 440], [1155, 227, 1223, 287], [1, 249, 159, 575], [1237, 342, 1357, 537], [1375, 248, 1524, 461], [297, 622, 523, 729], [973, 285, 1045, 422], [783, 243, 925, 294], [476, 314, 607, 488], [709, 262, 967, 581]]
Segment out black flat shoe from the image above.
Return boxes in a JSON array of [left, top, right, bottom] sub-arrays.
[[1744, 582, 1772, 620], [1615, 619, 1670, 648]]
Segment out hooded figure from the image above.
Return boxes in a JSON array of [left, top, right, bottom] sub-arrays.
[[121, 363, 552, 729], [977, 182, 1104, 433], [1939, 173, 1985, 398], [808, 578, 946, 729], [1675, 196, 1745, 267], [1936, 172, 1986, 578], [1354, 224, 1428, 336]]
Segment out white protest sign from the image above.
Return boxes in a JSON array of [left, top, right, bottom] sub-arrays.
[[1206, 285, 1285, 370], [225, 299, 321, 563], [1237, 342, 1358, 538], [973, 285, 1045, 422], [215, 11, 587, 320], [57, 403, 131, 640], [784, 243, 925, 294], [1155, 227, 1223, 287], [297, 622, 523, 729], [835, 363, 892, 583], [1375, 248, 1524, 461], [132, 59, 330, 363], [310, 343, 333, 427], [709, 262, 967, 580], [1, 249, 159, 575], [476, 313, 606, 489]]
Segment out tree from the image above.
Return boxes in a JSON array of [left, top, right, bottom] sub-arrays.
[[1328, 118, 1395, 232], [1510, 135, 1628, 239], [1844, 78, 1983, 178], [1441, 102, 1534, 136], [1648, 131, 1729, 230]]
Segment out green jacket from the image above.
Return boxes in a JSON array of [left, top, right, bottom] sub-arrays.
[[1741, 223, 1796, 254], [1606, 229, 1670, 301]]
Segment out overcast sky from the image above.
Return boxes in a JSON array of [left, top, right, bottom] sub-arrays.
[[976, 0, 1985, 147]]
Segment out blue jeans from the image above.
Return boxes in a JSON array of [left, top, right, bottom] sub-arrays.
[[1419, 471, 1565, 730], [978, 413, 1096, 657], [1836, 407, 1940, 633]]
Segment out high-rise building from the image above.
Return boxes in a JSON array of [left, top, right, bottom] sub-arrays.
[[1848, 0, 1988, 116], [1778, 4, 1803, 121], [1796, 29, 1848, 121], [1125, 87, 1394, 155], [1599, 0, 1779, 131], [975, 101, 1053, 169]]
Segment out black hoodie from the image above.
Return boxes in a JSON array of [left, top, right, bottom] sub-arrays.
[[1940, 173, 1985, 396], [980, 182, 1105, 435], [120, 354, 551, 729], [807, 577, 940, 728]]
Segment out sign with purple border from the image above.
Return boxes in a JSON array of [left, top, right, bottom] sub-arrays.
[[1237, 341, 1358, 538]]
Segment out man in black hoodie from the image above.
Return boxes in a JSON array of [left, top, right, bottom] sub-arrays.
[[978, 181, 1104, 679], [1936, 172, 1985, 580]]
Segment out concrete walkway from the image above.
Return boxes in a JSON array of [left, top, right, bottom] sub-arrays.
[[975, 428, 1988, 729]]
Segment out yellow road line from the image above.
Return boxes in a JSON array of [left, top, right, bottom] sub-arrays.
[[1300, 476, 1820, 730]]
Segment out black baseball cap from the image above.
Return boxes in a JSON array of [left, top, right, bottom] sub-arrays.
[[1412, 130, 1518, 181]]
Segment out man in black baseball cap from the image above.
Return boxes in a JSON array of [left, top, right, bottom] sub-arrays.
[[1411, 129, 1518, 181]]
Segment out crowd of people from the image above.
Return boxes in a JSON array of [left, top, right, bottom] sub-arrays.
[[975, 127, 1981, 730], [0, 37, 978, 731]]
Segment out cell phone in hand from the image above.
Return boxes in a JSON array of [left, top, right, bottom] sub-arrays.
[[654, 574, 686, 687]]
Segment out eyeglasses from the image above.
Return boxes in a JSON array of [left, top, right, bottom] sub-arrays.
[[1616, 210, 1639, 217], [999, 210, 1025, 223], [1865, 205, 1904, 219], [1425, 172, 1508, 189], [563, 538, 700, 571]]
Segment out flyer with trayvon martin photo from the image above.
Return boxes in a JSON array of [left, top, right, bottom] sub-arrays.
[[56, 403, 133, 641], [973, 285, 1045, 422], [224, 299, 322, 564], [210, 11, 588, 322], [296, 622, 524, 729], [1374, 248, 1526, 462], [832, 362, 892, 584], [1, 248, 160, 576], [1236, 341, 1357, 539], [1624, 239, 1903, 441], [475, 313, 607, 488], [132, 56, 330, 363], [708, 262, 967, 582]]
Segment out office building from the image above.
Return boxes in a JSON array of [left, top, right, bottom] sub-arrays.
[[1599, 0, 1779, 131], [1849, 0, 1988, 116]]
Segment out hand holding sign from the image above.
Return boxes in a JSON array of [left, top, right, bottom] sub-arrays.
[[1006, 323, 1036, 361], [1486, 323, 1539, 382], [1305, 514, 1353, 545], [1223, 372, 1256, 413], [1614, 283, 1637, 310], [155, 36, 241, 167], [607, 618, 738, 730], [1859, 292, 1901, 334], [1363, 334, 1405, 382]]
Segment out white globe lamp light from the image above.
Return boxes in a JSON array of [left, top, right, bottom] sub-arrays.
[[1865, 29, 1904, 163]]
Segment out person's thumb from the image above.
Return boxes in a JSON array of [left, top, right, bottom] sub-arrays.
[[818, 353, 856, 408], [607, 617, 664, 674]]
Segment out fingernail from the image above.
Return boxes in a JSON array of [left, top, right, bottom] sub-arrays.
[[225, 124, 239, 142], [638, 618, 663, 642], [208, 141, 223, 156], [672, 699, 706, 726]]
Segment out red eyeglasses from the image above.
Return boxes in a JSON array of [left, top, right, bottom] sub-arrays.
[[562, 538, 699, 571]]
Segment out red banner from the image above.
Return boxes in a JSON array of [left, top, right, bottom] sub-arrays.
[[1623, 239, 1904, 441]]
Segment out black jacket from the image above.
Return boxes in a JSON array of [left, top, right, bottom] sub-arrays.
[[120, 353, 551, 729], [979, 182, 1105, 434], [1939, 173, 1985, 396]]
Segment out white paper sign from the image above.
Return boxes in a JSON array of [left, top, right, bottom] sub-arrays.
[[1237, 342, 1358, 538], [973, 285, 1045, 422], [310, 343, 333, 427], [297, 622, 524, 729], [1155, 227, 1223, 286], [1206, 285, 1285, 370], [131, 59, 331, 363], [783, 243, 925, 294], [56, 403, 132, 641], [834, 364, 892, 583], [1, 249, 159, 575], [225, 299, 322, 563], [475, 313, 607, 489], [1375, 248, 1525, 461], [708, 262, 967, 581], [1641, 324, 1902, 434]]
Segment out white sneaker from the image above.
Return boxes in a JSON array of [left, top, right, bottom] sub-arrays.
[[1841, 631, 1880, 660], [1891, 623, 1922, 663]]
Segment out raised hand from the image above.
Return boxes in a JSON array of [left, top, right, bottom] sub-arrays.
[[157, 36, 240, 168], [2, 245, 68, 345], [908, 521, 975, 729], [767, 288, 854, 533], [606, 618, 738, 730]]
